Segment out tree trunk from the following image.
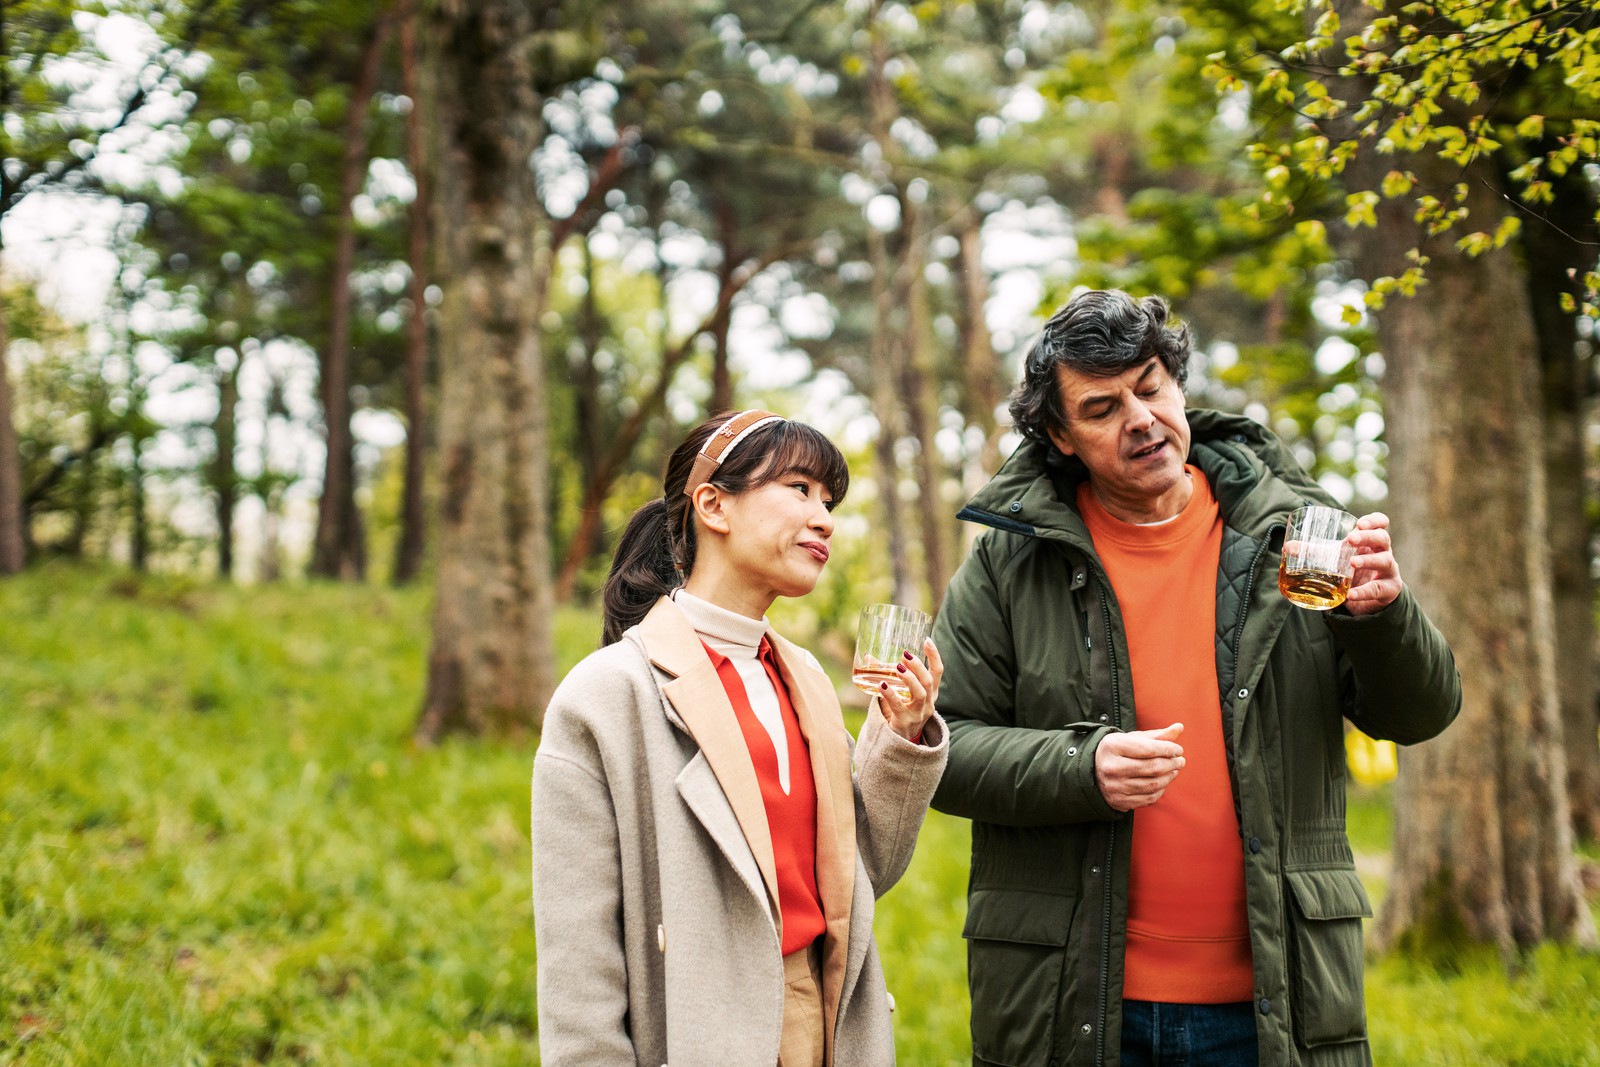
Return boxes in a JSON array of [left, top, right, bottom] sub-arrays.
[[575, 238, 604, 491], [0, 260, 25, 574], [562, 236, 605, 587], [68, 409, 97, 556], [393, 0, 430, 586], [415, 0, 556, 741], [213, 359, 238, 579], [1519, 156, 1600, 842], [1347, 150, 1597, 958], [710, 198, 737, 414], [955, 206, 1002, 486], [867, 222, 917, 609], [866, 1, 916, 609], [129, 431, 148, 572], [311, 11, 391, 581], [897, 192, 952, 609]]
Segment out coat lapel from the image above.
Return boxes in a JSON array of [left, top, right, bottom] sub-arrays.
[[767, 629, 857, 1064], [638, 599, 782, 927]]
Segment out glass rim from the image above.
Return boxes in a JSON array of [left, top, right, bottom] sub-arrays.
[[859, 602, 932, 624]]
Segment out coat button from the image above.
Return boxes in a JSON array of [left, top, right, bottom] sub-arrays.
[[1081, 1023, 1093, 1035], [1238, 688, 1249, 699], [1091, 866, 1100, 875], [1067, 746, 1078, 757], [1099, 714, 1108, 722], [657, 924, 665, 952], [1258, 997, 1272, 1015], [887, 991, 896, 1014], [1009, 501, 1024, 513], [1249, 837, 1261, 854]]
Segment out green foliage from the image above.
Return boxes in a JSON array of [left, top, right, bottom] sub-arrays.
[[0, 0, 267, 217], [1204, 0, 1600, 314], [1, 278, 158, 555]]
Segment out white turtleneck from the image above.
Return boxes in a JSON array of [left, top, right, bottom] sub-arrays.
[[672, 588, 793, 793]]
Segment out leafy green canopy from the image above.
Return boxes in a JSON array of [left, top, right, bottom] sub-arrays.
[[1204, 0, 1600, 316]]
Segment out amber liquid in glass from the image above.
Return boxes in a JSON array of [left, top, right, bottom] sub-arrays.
[[852, 661, 911, 700], [1277, 565, 1351, 610]]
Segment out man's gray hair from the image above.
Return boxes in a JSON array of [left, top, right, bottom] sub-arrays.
[[1008, 290, 1192, 446]]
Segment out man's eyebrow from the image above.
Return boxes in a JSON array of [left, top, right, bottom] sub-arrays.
[[1073, 360, 1160, 415], [1075, 389, 1115, 415]]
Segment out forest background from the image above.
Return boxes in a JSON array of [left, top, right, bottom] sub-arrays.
[[2, 0, 1599, 1062]]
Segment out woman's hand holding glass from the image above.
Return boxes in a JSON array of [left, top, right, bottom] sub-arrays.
[[853, 604, 941, 741], [874, 638, 942, 741]]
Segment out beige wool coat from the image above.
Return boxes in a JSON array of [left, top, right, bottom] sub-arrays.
[[532, 597, 948, 1066]]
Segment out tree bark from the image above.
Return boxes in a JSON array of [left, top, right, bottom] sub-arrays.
[[955, 206, 1001, 483], [416, 0, 556, 740], [866, 0, 916, 609], [1519, 156, 1600, 842], [393, 0, 430, 586], [710, 198, 737, 414], [867, 223, 918, 610], [67, 404, 99, 557], [575, 238, 604, 493], [311, 11, 392, 580], [1344, 149, 1597, 958], [0, 257, 25, 574], [213, 359, 238, 578], [897, 192, 952, 609], [129, 431, 147, 572]]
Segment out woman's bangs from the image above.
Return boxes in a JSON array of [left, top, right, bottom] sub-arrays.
[[736, 421, 850, 504]]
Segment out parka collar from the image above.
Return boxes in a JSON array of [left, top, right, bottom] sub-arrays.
[[958, 408, 1336, 544]]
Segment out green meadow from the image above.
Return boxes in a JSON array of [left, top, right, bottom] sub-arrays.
[[3, 566, 1597, 1064]]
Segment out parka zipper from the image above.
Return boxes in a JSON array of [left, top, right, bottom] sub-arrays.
[[1093, 582, 1120, 1067], [1231, 528, 1279, 672], [1220, 530, 1277, 838]]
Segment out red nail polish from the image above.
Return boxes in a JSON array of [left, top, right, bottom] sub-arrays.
[[903, 650, 914, 660], [896, 664, 906, 673], [879, 682, 888, 691]]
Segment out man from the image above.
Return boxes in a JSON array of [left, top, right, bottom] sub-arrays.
[[931, 289, 1460, 1067]]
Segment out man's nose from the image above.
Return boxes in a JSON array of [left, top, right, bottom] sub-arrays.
[[1126, 397, 1156, 431]]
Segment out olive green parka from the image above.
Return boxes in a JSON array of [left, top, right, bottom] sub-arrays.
[[930, 409, 1461, 1067]]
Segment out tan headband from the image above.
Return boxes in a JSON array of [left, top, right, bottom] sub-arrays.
[[683, 410, 785, 496]]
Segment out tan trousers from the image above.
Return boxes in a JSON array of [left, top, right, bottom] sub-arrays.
[[778, 943, 825, 1067]]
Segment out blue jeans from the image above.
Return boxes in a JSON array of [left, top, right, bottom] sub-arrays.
[[1120, 1000, 1259, 1067]]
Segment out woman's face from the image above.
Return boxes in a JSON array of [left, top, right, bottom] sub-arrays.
[[710, 468, 836, 604]]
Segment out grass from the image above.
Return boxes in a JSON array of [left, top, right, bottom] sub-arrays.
[[2, 563, 1597, 1064]]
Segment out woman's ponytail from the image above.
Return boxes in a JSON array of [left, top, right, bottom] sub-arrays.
[[600, 498, 679, 645]]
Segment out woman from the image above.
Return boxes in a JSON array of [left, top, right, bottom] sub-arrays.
[[532, 410, 948, 1066]]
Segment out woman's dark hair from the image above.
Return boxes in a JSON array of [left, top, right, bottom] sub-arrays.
[[599, 413, 849, 645], [1008, 290, 1192, 446]]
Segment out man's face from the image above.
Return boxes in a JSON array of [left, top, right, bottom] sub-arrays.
[[1046, 357, 1193, 523]]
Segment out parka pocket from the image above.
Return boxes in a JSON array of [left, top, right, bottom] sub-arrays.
[[963, 887, 1077, 1067], [1284, 867, 1373, 1048]]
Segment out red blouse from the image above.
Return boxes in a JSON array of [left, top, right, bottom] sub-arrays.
[[701, 638, 826, 955]]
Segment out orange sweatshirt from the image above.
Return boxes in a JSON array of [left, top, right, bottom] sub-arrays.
[[1079, 468, 1253, 1003]]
